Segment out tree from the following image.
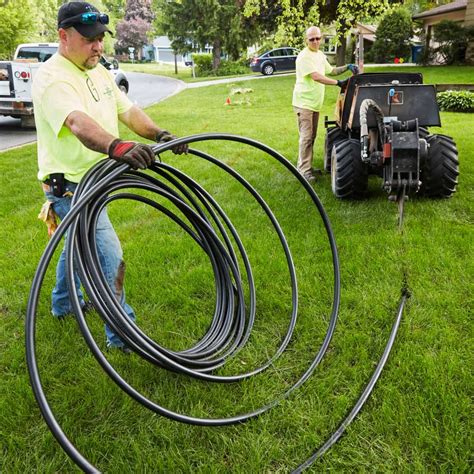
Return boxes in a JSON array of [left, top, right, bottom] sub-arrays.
[[368, 7, 413, 63], [160, 0, 274, 71], [28, 0, 58, 42], [115, 0, 154, 57], [103, 0, 127, 17], [403, 0, 453, 15], [244, 0, 390, 65], [433, 20, 474, 65], [0, 0, 37, 59]]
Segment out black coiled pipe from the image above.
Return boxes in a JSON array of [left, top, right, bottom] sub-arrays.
[[26, 134, 341, 472], [26, 134, 403, 472]]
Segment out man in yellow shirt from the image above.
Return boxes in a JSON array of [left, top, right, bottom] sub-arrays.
[[33, 1, 187, 352], [292, 26, 357, 183]]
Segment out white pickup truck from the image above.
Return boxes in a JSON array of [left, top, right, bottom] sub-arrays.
[[0, 58, 40, 128], [0, 43, 129, 128]]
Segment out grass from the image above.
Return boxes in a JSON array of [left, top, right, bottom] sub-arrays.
[[120, 61, 474, 85], [0, 66, 473, 472], [119, 61, 261, 83]]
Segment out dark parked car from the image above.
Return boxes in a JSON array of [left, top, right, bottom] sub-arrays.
[[249, 47, 299, 75]]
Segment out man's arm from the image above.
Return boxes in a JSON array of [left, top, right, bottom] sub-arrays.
[[309, 71, 339, 86], [119, 104, 188, 154], [64, 110, 154, 170], [309, 63, 356, 87], [65, 110, 115, 153], [118, 104, 162, 141], [65, 105, 172, 148], [329, 65, 349, 76]]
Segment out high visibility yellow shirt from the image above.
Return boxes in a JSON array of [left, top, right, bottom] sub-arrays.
[[33, 53, 133, 183], [292, 47, 333, 112]]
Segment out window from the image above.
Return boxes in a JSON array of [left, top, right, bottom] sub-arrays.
[[16, 47, 57, 62], [321, 37, 336, 54]]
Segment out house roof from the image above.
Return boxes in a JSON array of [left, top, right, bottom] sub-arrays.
[[353, 23, 377, 41], [412, 0, 467, 19]]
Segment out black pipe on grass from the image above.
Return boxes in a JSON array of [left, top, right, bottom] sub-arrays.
[[25, 134, 403, 472]]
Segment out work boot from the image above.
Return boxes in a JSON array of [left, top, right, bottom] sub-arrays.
[[106, 342, 132, 355], [54, 301, 95, 320], [303, 171, 317, 184]]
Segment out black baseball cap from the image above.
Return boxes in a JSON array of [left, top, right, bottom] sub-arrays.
[[58, 2, 113, 38]]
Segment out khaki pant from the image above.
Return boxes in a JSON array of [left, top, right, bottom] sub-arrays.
[[294, 106, 319, 176]]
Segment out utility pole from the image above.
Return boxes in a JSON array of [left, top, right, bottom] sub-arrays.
[[357, 31, 364, 73]]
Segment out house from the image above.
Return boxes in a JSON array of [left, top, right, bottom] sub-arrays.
[[151, 36, 212, 65], [413, 0, 474, 64], [320, 23, 377, 65]]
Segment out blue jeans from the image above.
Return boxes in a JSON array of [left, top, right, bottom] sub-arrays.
[[44, 181, 136, 348]]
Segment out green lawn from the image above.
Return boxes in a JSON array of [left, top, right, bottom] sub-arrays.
[[120, 61, 474, 85], [0, 67, 472, 472], [119, 61, 260, 83]]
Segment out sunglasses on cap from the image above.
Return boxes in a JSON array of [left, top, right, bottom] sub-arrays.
[[59, 12, 109, 29], [308, 37, 322, 42]]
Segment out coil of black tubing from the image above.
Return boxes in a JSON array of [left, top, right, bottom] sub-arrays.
[[26, 133, 402, 472]]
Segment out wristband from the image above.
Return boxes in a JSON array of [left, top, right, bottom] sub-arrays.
[[156, 130, 171, 141]]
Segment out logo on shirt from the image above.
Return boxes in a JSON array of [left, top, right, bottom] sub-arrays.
[[103, 86, 113, 98]]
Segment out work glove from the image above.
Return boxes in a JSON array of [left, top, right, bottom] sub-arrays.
[[336, 78, 349, 91], [108, 139, 155, 170], [156, 130, 188, 155], [347, 64, 359, 75]]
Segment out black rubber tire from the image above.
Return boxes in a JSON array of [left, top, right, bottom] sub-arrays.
[[262, 63, 274, 75], [324, 127, 347, 172], [119, 81, 128, 94], [419, 134, 459, 198], [331, 138, 368, 199], [21, 115, 36, 129], [419, 126, 429, 139]]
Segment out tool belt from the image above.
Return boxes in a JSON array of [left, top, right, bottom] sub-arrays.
[[43, 173, 75, 197]]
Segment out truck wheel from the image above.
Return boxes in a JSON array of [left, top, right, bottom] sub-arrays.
[[21, 115, 36, 129], [331, 138, 368, 199], [419, 134, 459, 198], [324, 127, 346, 172], [119, 81, 128, 94]]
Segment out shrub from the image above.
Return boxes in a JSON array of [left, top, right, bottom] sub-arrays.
[[215, 59, 249, 77], [433, 20, 474, 65], [437, 90, 474, 113], [192, 53, 213, 76], [369, 7, 413, 63]]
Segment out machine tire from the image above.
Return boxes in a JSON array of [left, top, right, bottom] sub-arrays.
[[262, 63, 274, 76], [331, 138, 368, 199], [419, 126, 429, 138], [324, 126, 346, 172], [419, 134, 459, 198]]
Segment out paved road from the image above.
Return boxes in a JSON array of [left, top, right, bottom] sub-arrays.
[[0, 71, 291, 152], [0, 72, 186, 152]]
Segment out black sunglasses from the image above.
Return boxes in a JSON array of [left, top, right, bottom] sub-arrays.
[[308, 37, 322, 42], [60, 12, 109, 28]]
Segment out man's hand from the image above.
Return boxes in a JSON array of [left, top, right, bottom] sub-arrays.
[[336, 78, 349, 91], [108, 139, 155, 170], [156, 130, 188, 155], [347, 64, 359, 75]]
